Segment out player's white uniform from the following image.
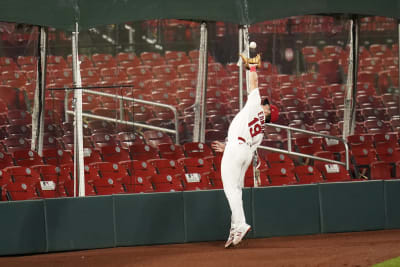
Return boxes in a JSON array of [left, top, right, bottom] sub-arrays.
[[221, 88, 265, 230]]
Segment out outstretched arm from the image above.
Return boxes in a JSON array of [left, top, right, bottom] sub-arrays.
[[248, 68, 258, 95], [211, 141, 226, 153]]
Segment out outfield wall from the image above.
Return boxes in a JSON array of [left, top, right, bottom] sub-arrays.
[[1, 180, 398, 255]]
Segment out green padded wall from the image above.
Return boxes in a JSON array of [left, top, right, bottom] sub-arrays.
[[319, 181, 385, 233], [0, 200, 46, 255], [45, 196, 115, 252], [183, 188, 253, 242], [252, 184, 321, 237], [384, 180, 400, 229], [114, 192, 185, 246]]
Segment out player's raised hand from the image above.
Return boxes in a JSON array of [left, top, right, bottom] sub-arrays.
[[211, 141, 226, 153]]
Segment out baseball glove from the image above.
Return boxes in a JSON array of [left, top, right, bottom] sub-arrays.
[[240, 53, 262, 70]]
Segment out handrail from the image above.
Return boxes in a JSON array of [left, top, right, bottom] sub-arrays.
[[261, 123, 349, 170], [66, 88, 180, 144]]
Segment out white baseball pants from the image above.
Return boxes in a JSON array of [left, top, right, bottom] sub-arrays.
[[221, 141, 253, 229]]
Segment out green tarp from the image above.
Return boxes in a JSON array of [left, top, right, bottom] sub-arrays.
[[0, 0, 399, 31]]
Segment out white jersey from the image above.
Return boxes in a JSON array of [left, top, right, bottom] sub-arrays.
[[227, 88, 265, 151]]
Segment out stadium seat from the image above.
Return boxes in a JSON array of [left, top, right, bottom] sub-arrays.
[[89, 162, 128, 180], [158, 143, 185, 160], [64, 179, 96, 197], [129, 144, 160, 161], [100, 145, 131, 163], [3, 182, 39, 201], [91, 133, 118, 149], [350, 146, 377, 179], [370, 161, 397, 180], [151, 173, 184, 192], [347, 134, 374, 149], [12, 149, 43, 167], [183, 142, 214, 158], [294, 165, 324, 184], [93, 177, 125, 195], [315, 163, 352, 182], [373, 133, 399, 148], [0, 151, 15, 169], [35, 181, 68, 198], [2, 135, 30, 153], [143, 130, 173, 148], [3, 166, 42, 184], [266, 165, 297, 186], [375, 146, 400, 164], [120, 175, 154, 193], [178, 157, 213, 190], [148, 158, 186, 179], [119, 160, 157, 179], [0, 169, 12, 188]]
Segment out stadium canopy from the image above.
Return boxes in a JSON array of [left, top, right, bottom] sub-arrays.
[[0, 0, 399, 31]]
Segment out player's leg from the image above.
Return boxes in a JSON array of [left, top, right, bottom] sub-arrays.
[[221, 144, 252, 228], [221, 144, 247, 248], [231, 150, 253, 246]]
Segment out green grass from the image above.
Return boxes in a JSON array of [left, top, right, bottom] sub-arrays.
[[373, 257, 400, 267]]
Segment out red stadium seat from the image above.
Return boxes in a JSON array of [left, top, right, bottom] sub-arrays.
[[315, 163, 352, 182], [120, 175, 154, 193], [100, 145, 131, 163], [266, 165, 297, 186], [183, 142, 214, 158], [3, 166, 41, 184], [119, 160, 157, 179], [350, 147, 377, 179], [128, 144, 160, 161], [143, 130, 173, 148], [158, 143, 185, 160], [64, 179, 97, 196], [148, 158, 185, 179], [0, 151, 15, 169], [294, 165, 324, 184], [3, 182, 39, 201], [12, 149, 43, 167], [151, 174, 184, 192], [93, 177, 125, 195], [370, 161, 397, 180], [89, 162, 128, 180], [178, 157, 213, 190], [35, 181, 68, 198]]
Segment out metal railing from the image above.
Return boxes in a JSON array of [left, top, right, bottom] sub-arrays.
[[260, 123, 349, 170], [65, 88, 180, 144]]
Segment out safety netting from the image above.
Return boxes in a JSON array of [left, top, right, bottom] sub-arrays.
[[0, 15, 399, 199]]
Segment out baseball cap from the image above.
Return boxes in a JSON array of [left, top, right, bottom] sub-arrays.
[[270, 104, 279, 123]]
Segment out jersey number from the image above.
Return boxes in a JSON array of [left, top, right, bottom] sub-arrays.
[[248, 117, 262, 137]]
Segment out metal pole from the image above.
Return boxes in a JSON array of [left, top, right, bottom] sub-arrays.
[[72, 22, 85, 197], [66, 89, 180, 144], [238, 26, 244, 109], [200, 23, 208, 143], [31, 26, 47, 156], [193, 23, 207, 142], [243, 25, 250, 94], [397, 20, 400, 112], [343, 17, 358, 140]]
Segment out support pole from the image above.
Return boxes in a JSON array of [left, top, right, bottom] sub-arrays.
[[31, 27, 47, 156], [397, 20, 400, 112], [343, 17, 358, 140], [193, 22, 208, 143], [238, 26, 244, 109], [72, 22, 85, 197]]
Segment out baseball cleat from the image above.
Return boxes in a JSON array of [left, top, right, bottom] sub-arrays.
[[232, 224, 251, 246], [224, 228, 236, 248]]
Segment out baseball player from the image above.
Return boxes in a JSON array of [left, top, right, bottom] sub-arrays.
[[212, 54, 279, 248]]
